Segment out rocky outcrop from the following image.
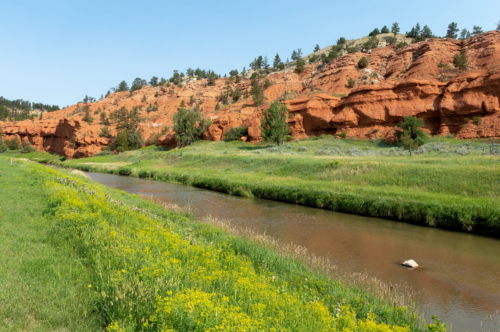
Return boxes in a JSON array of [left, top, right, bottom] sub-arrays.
[[3, 31, 500, 157]]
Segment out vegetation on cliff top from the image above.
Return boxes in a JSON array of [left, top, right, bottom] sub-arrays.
[[0, 158, 447, 331]]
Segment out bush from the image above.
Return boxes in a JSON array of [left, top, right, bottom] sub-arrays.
[[453, 50, 468, 70], [473, 116, 481, 125], [7, 137, 19, 150], [173, 108, 211, 147], [395, 116, 426, 156], [223, 126, 248, 142], [396, 41, 408, 50], [20, 140, 36, 153], [358, 57, 368, 68], [347, 78, 356, 87], [0, 144, 7, 153]]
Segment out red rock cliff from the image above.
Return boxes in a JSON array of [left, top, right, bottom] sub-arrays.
[[2, 31, 500, 157]]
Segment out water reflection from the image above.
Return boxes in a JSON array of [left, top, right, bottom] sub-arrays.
[[85, 172, 500, 332]]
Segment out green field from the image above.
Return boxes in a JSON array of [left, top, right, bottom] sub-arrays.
[[56, 137, 500, 237], [0, 158, 102, 331], [0, 157, 447, 331]]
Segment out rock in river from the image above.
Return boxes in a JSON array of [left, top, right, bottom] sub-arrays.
[[402, 259, 418, 268]]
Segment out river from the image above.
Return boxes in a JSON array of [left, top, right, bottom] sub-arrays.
[[82, 171, 500, 332]]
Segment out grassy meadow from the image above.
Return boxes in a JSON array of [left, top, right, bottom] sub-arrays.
[[58, 136, 500, 237], [0, 157, 448, 331]]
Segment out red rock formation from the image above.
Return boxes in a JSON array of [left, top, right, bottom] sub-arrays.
[[2, 31, 500, 157]]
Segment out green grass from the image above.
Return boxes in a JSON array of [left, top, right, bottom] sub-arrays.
[[0, 157, 445, 331], [62, 137, 500, 237], [0, 158, 102, 331]]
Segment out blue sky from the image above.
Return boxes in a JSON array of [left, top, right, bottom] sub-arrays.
[[1, 0, 499, 108]]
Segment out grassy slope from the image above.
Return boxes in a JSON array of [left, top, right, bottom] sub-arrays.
[[61, 137, 500, 237], [0, 157, 443, 331], [0, 158, 102, 331]]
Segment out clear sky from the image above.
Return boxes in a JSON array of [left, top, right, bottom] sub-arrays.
[[1, 0, 499, 108]]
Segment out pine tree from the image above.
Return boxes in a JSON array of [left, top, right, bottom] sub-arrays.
[[460, 29, 470, 40], [260, 101, 290, 146], [250, 79, 264, 106], [273, 54, 282, 68], [295, 58, 306, 73], [117, 80, 129, 92], [314, 44, 320, 52], [381, 26, 389, 33], [446, 22, 459, 39], [391, 22, 400, 36], [291, 50, 298, 61], [337, 37, 346, 45], [472, 26, 483, 35], [149, 76, 159, 86], [369, 28, 380, 36]]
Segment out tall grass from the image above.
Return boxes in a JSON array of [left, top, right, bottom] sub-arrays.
[[62, 137, 500, 237], [37, 161, 445, 331]]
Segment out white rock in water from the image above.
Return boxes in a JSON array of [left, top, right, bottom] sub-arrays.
[[402, 259, 418, 268]]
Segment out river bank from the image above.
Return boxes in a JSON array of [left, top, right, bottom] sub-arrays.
[[55, 136, 500, 238], [0, 157, 440, 331]]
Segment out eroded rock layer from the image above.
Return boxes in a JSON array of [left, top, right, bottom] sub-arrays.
[[2, 31, 500, 157]]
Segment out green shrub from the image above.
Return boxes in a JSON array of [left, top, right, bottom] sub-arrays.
[[358, 57, 368, 68], [0, 144, 7, 153], [453, 50, 468, 70], [7, 137, 19, 150], [438, 61, 446, 68], [223, 126, 248, 141], [348, 77, 356, 87], [20, 140, 36, 153], [337, 132, 347, 138], [396, 41, 408, 50], [473, 116, 481, 125]]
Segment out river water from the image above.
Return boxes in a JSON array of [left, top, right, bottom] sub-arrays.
[[83, 171, 500, 332]]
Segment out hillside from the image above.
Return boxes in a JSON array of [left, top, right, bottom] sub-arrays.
[[1, 31, 500, 158]]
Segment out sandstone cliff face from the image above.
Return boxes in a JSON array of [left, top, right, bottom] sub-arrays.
[[2, 31, 500, 157]]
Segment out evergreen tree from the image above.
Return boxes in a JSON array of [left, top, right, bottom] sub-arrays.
[[497, 20, 500, 31], [110, 107, 142, 131], [260, 101, 290, 146], [105, 90, 111, 98], [446, 22, 459, 39], [314, 44, 320, 52], [159, 78, 167, 85], [131, 78, 147, 92], [149, 76, 159, 87], [295, 58, 306, 73], [391, 22, 400, 36], [472, 26, 483, 35], [460, 29, 470, 40], [381, 25, 389, 33], [229, 69, 239, 77], [421, 25, 433, 38], [82, 106, 94, 124], [337, 37, 346, 45], [369, 28, 380, 36], [173, 107, 211, 147], [117, 80, 129, 92], [291, 50, 298, 61], [415, 23, 421, 36], [250, 79, 264, 106], [273, 53, 283, 69], [100, 112, 110, 125]]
